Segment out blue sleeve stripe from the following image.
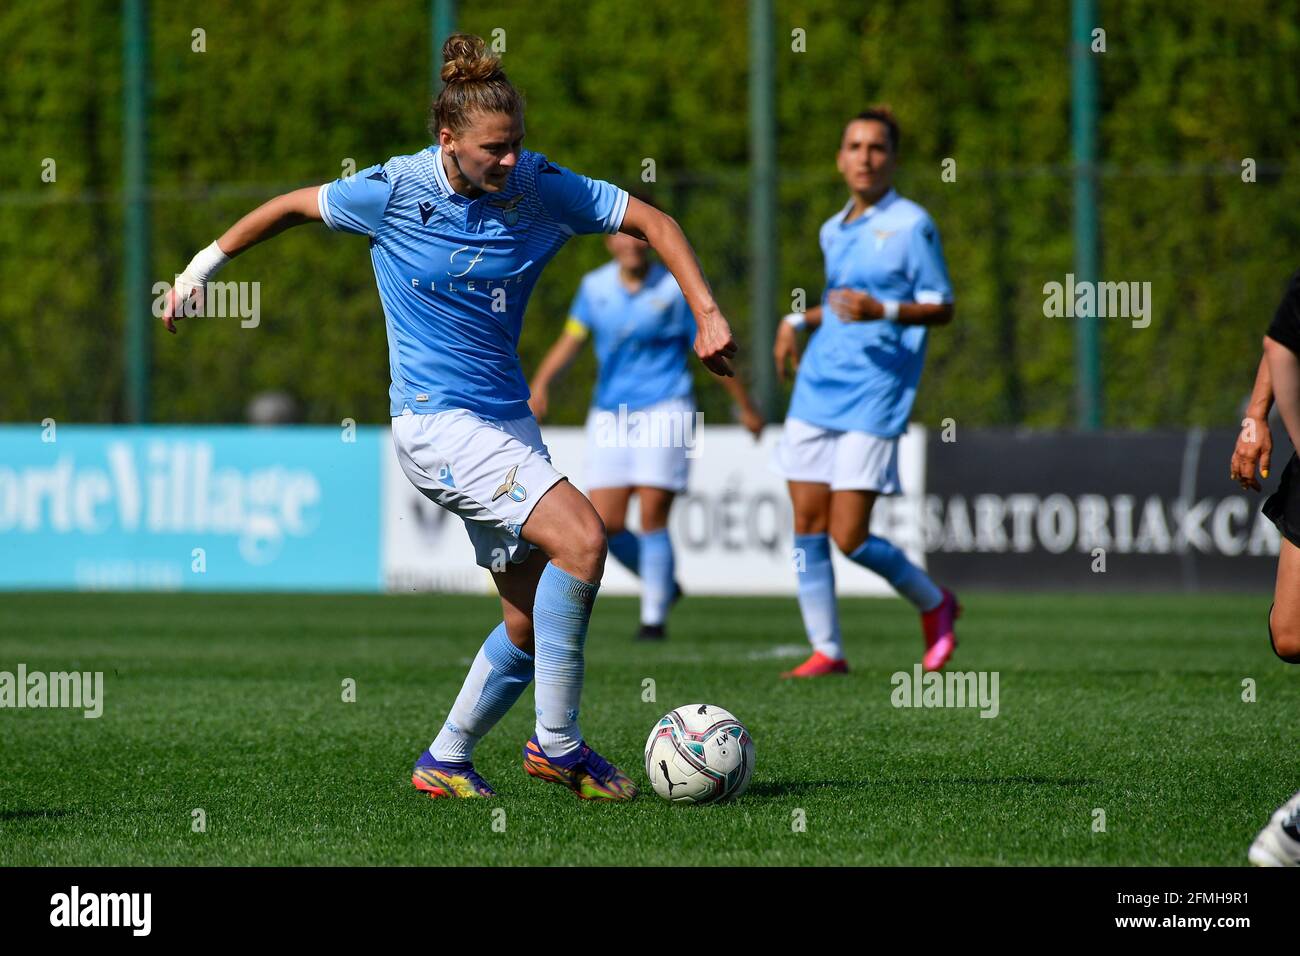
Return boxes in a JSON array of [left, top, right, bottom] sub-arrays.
[[317, 183, 340, 231], [604, 188, 629, 234]]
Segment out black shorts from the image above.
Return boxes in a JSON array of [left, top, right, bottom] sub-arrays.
[[1263, 451, 1300, 549]]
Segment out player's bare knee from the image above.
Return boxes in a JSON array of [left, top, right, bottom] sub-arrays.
[[554, 513, 607, 582], [793, 513, 828, 535], [580, 519, 609, 579], [1271, 610, 1300, 662], [830, 526, 867, 555]]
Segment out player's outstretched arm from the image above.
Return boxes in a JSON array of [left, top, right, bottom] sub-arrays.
[[162, 186, 324, 333], [618, 197, 737, 377], [1232, 353, 1274, 491], [528, 326, 586, 421]]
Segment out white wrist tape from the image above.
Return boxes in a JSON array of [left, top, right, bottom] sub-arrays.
[[782, 311, 807, 330], [882, 300, 900, 321], [175, 241, 230, 295]]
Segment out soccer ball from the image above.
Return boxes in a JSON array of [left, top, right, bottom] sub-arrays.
[[644, 704, 754, 804]]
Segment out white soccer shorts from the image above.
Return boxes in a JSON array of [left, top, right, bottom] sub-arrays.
[[772, 416, 901, 494], [582, 395, 696, 492], [392, 408, 566, 570]]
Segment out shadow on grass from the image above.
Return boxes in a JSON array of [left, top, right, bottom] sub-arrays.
[[746, 775, 1099, 798]]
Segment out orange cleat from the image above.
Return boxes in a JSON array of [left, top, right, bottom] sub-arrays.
[[921, 588, 961, 671], [781, 650, 849, 679]]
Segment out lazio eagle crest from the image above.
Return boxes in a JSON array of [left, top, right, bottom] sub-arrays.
[[488, 193, 524, 226]]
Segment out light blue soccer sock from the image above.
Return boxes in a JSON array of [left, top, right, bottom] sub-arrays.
[[794, 533, 842, 659], [607, 529, 641, 576], [533, 562, 599, 757], [430, 622, 534, 764], [639, 528, 675, 626], [846, 535, 943, 612]]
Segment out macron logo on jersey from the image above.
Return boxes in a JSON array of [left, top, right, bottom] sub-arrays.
[[418, 200, 436, 225]]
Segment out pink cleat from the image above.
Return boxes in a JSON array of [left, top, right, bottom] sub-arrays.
[[921, 588, 961, 672], [781, 650, 849, 679]]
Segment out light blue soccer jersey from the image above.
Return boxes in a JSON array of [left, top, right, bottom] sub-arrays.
[[568, 261, 696, 412], [317, 147, 629, 419], [787, 189, 952, 438]]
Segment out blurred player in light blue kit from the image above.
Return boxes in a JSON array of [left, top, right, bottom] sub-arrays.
[[772, 106, 961, 678], [162, 35, 739, 799], [529, 208, 764, 640]]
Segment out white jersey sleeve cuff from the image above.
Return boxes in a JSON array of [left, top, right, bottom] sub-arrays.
[[605, 188, 630, 234], [317, 183, 340, 231], [915, 290, 950, 305]]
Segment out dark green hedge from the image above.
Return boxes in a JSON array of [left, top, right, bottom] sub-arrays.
[[3, 0, 1297, 427]]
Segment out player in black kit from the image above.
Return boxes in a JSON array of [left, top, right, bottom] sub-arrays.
[[1233, 271, 1300, 864]]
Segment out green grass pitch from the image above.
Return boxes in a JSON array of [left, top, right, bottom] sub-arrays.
[[0, 591, 1294, 866]]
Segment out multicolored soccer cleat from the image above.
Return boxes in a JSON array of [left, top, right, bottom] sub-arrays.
[[522, 736, 638, 800], [1249, 789, 1300, 866], [781, 650, 849, 678], [411, 749, 496, 799], [921, 588, 962, 672]]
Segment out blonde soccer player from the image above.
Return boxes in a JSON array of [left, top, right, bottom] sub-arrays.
[[163, 35, 738, 800]]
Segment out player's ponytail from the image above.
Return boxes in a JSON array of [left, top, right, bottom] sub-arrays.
[[430, 33, 524, 137]]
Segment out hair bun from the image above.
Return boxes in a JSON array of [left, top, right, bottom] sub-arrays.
[[441, 33, 502, 84]]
